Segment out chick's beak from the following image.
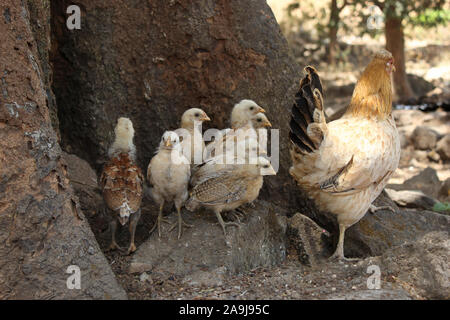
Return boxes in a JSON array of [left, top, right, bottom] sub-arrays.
[[264, 120, 272, 128], [261, 166, 276, 176], [200, 113, 211, 121], [165, 139, 173, 147], [258, 107, 266, 113]]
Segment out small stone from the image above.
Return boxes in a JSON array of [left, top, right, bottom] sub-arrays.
[[139, 272, 150, 282], [87, 246, 95, 255], [411, 126, 438, 150], [427, 150, 440, 162], [436, 134, 450, 161]]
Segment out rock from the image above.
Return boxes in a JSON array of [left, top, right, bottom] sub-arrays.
[[345, 192, 450, 258], [385, 188, 438, 210], [398, 130, 410, 149], [436, 134, 450, 162], [139, 273, 151, 283], [438, 178, 450, 202], [411, 126, 438, 150], [393, 109, 424, 127], [130, 200, 287, 278], [388, 167, 442, 199], [427, 150, 440, 162], [0, 0, 126, 299], [379, 231, 450, 299], [62, 152, 102, 217], [413, 150, 428, 162], [287, 213, 332, 267]]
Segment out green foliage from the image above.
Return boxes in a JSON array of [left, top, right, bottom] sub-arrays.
[[410, 8, 450, 28], [432, 202, 450, 213]]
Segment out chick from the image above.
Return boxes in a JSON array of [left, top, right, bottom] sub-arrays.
[[147, 131, 191, 239], [186, 157, 276, 237], [100, 117, 144, 255], [178, 108, 210, 165], [204, 100, 265, 160], [231, 99, 266, 129], [216, 112, 271, 163]]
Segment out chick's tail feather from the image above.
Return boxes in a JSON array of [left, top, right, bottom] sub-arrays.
[[289, 66, 327, 154]]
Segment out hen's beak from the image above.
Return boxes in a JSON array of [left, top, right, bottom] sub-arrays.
[[165, 139, 173, 147], [200, 114, 211, 121], [258, 107, 266, 113]]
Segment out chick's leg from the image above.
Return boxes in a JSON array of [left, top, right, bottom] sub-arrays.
[[169, 205, 193, 240], [149, 202, 171, 237], [107, 219, 123, 252], [126, 209, 141, 255], [215, 210, 240, 236]]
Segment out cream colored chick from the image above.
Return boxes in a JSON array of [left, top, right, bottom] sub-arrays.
[[147, 131, 191, 239], [178, 108, 210, 165], [213, 112, 272, 163], [186, 157, 276, 237], [231, 99, 266, 129], [204, 100, 265, 160], [101, 117, 144, 255]]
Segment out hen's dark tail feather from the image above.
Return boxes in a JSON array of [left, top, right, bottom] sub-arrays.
[[289, 66, 324, 154]]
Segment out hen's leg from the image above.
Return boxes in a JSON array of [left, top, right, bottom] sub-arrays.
[[215, 210, 240, 236], [369, 204, 395, 215], [126, 209, 141, 255], [329, 224, 360, 262]]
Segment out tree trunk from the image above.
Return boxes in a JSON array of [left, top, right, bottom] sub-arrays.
[[385, 17, 415, 102], [327, 0, 340, 65], [0, 0, 126, 299]]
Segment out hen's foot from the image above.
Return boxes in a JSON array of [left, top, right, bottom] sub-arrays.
[[328, 251, 360, 263]]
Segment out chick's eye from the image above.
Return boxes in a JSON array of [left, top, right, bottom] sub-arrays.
[[250, 106, 254, 110], [263, 165, 269, 168], [257, 119, 262, 122], [195, 113, 200, 117]]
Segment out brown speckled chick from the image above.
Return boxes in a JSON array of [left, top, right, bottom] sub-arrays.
[[100, 117, 144, 255], [186, 157, 276, 238], [147, 131, 191, 239]]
